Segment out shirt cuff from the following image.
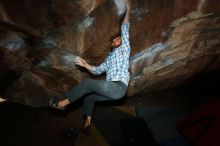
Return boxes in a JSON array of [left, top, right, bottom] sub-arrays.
[[121, 23, 130, 31], [90, 66, 96, 73]]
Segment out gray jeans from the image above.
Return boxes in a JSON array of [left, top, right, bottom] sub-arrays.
[[66, 79, 127, 116]]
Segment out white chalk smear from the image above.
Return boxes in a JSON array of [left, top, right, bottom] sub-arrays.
[[37, 60, 50, 68], [130, 43, 168, 66], [0, 34, 26, 51], [76, 16, 95, 30], [113, 0, 126, 16], [59, 54, 77, 69]]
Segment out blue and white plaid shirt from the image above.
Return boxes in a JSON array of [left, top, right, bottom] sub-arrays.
[[91, 23, 131, 86]]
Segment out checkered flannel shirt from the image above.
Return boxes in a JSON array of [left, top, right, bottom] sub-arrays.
[[91, 23, 131, 86]]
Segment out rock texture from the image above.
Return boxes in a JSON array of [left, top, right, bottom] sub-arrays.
[[0, 0, 220, 107]]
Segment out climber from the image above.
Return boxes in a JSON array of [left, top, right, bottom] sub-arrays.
[[50, 0, 131, 134]]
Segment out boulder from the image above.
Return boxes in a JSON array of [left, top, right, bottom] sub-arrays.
[[0, 0, 219, 106]]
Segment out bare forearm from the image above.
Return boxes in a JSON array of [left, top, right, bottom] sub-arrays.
[[123, 0, 131, 23], [84, 63, 93, 71], [123, 9, 130, 23]]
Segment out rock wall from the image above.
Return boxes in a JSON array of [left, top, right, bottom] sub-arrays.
[[0, 0, 220, 106]]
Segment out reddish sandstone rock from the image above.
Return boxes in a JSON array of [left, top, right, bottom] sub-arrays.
[[0, 0, 220, 106]]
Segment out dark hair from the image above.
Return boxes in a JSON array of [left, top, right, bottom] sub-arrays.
[[110, 33, 121, 41]]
